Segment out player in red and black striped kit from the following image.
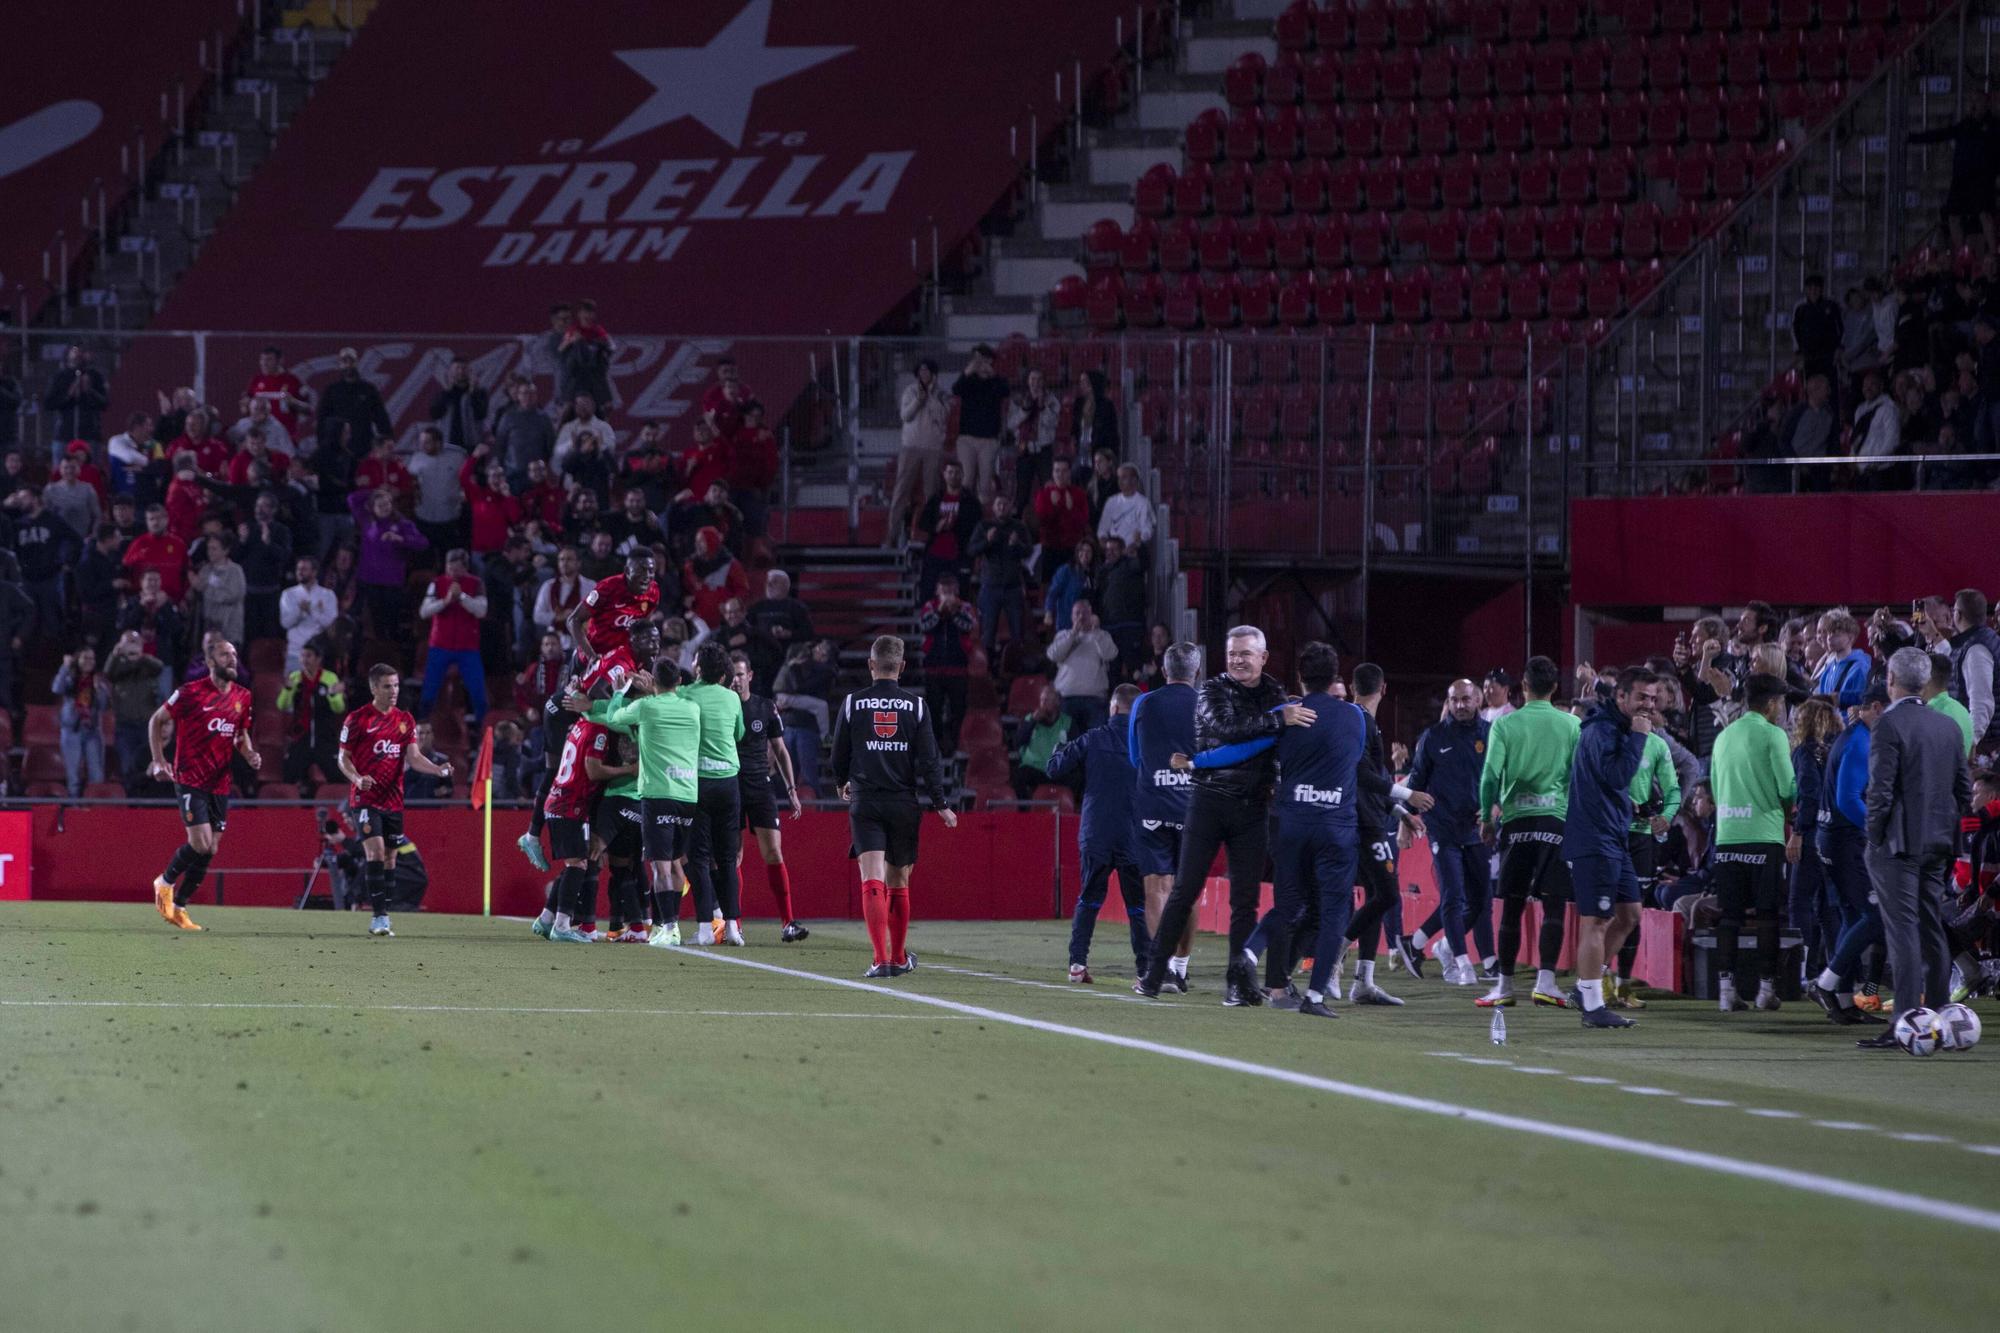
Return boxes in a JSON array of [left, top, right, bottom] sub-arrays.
[[147, 638, 260, 931], [539, 715, 612, 943], [338, 664, 452, 937]]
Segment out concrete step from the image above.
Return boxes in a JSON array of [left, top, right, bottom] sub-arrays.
[[1088, 141, 1181, 190], [990, 252, 1084, 298], [1131, 85, 1227, 132], [1038, 183, 1131, 240], [1181, 29, 1274, 75]]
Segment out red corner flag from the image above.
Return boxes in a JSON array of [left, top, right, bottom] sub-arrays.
[[469, 727, 494, 810]]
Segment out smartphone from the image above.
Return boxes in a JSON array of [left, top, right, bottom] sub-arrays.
[[1912, 597, 1923, 621]]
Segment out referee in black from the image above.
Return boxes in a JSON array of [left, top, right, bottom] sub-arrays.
[[1135, 624, 1317, 1006], [832, 635, 958, 977]]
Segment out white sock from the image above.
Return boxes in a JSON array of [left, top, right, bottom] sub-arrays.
[[1535, 968, 1557, 994], [1482, 955, 1498, 972], [535, 909, 554, 926], [1168, 955, 1188, 977], [554, 912, 572, 931], [1756, 978, 1776, 996], [1578, 978, 1605, 1012], [1411, 930, 1429, 953], [1357, 960, 1376, 985], [1815, 967, 1843, 992], [1306, 990, 1324, 1005]]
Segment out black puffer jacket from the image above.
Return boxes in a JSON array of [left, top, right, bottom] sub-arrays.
[[1192, 671, 1288, 800]]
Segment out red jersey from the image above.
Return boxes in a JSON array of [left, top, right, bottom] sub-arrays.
[[701, 383, 752, 437], [122, 532, 188, 602], [227, 448, 290, 487], [425, 573, 484, 651], [356, 456, 413, 499], [545, 719, 609, 821], [572, 641, 638, 697], [164, 477, 207, 544], [170, 434, 233, 479], [580, 574, 660, 655], [340, 703, 416, 812], [680, 439, 732, 499], [246, 371, 306, 430], [166, 676, 251, 794]]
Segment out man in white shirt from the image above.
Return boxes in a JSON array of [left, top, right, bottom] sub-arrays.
[[228, 396, 295, 456], [278, 555, 339, 673], [1479, 669, 1516, 723], [1094, 464, 1155, 550], [531, 545, 594, 651], [552, 394, 617, 480]]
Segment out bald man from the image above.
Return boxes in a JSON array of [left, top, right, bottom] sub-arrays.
[[1400, 679, 1495, 985]]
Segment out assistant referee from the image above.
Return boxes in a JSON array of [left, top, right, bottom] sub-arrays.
[[832, 635, 958, 977]]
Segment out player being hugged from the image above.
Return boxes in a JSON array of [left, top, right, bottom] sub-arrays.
[[148, 637, 259, 931], [337, 664, 451, 938], [831, 635, 957, 978]]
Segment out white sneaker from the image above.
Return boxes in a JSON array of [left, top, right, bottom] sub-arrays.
[[1449, 961, 1480, 986], [1718, 980, 1745, 1013], [1326, 970, 1344, 1001], [1349, 980, 1406, 1006], [647, 923, 681, 948], [1753, 983, 1781, 1011], [722, 920, 745, 947], [368, 915, 393, 937], [695, 922, 716, 946]]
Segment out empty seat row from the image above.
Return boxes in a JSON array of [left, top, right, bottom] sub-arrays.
[[1273, 0, 1933, 54]]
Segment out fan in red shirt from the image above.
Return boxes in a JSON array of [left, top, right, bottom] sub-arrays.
[[678, 419, 732, 501], [146, 637, 259, 931], [339, 663, 451, 937], [245, 345, 312, 432], [700, 357, 753, 438], [518, 458, 565, 532], [62, 440, 110, 504], [569, 550, 660, 660], [167, 408, 234, 478], [122, 504, 190, 602], [460, 448, 524, 555], [227, 429, 291, 487], [418, 550, 491, 725], [355, 434, 414, 502]]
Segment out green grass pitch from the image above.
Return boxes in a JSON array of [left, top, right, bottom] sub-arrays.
[[1, 902, 1994, 1331]]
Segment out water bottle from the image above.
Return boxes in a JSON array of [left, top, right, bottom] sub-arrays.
[[1490, 1007, 1507, 1045]]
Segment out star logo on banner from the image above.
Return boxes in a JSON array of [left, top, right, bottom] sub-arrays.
[[594, 0, 854, 150]]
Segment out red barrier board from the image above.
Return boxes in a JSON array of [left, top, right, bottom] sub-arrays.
[[0, 811, 31, 899]]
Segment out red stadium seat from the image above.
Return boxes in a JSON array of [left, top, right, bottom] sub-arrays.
[[1492, 101, 1530, 154], [1264, 106, 1304, 161], [1134, 164, 1175, 218], [1502, 206, 1542, 263], [1451, 325, 1491, 379], [1456, 98, 1496, 153], [1272, 214, 1314, 268], [1580, 203, 1621, 260], [1362, 158, 1402, 211], [1326, 159, 1364, 212], [1266, 57, 1304, 111], [1311, 214, 1349, 267], [1519, 151, 1557, 205], [1238, 270, 1279, 327], [1085, 275, 1124, 331], [1568, 94, 1607, 149], [1343, 49, 1382, 101], [1417, 104, 1456, 156], [1277, 272, 1317, 326], [1469, 0, 1509, 43], [1764, 31, 1803, 83], [1546, 263, 1586, 320], [1725, 32, 1765, 87], [1740, 0, 1777, 26], [1493, 43, 1532, 98], [1394, 1, 1432, 46], [1312, 0, 1352, 49], [1351, 268, 1391, 323], [1621, 203, 1662, 259], [1302, 106, 1341, 159], [1553, 149, 1595, 205], [1252, 160, 1294, 214], [1162, 274, 1203, 329], [1212, 161, 1253, 215], [1465, 207, 1505, 263], [1380, 49, 1419, 102], [1276, 0, 1315, 53], [1050, 273, 1089, 319], [1342, 105, 1380, 158], [1595, 147, 1636, 202], [1440, 153, 1481, 209], [1200, 275, 1240, 329], [1348, 211, 1390, 265], [1236, 215, 1276, 268], [1292, 158, 1332, 212], [1605, 97, 1646, 149], [1354, 4, 1393, 49], [1419, 49, 1457, 101], [1687, 32, 1727, 88], [1531, 42, 1571, 98], [1470, 267, 1511, 320], [1157, 217, 1198, 272], [1224, 108, 1264, 163], [1673, 142, 1715, 199], [1509, 264, 1550, 319], [1530, 100, 1568, 151], [1196, 217, 1238, 270], [1607, 43, 1647, 93], [1541, 204, 1583, 262], [1425, 206, 1466, 260], [1587, 263, 1626, 317], [1186, 108, 1225, 162], [1390, 270, 1430, 323], [1547, 0, 1586, 39], [1303, 51, 1342, 105], [1173, 161, 1212, 216], [1660, 201, 1710, 254], [1403, 156, 1442, 212], [1121, 272, 1164, 328], [1647, 91, 1686, 148], [1380, 109, 1418, 157], [1713, 140, 1755, 197], [1480, 152, 1520, 208], [1685, 87, 1727, 143], [1802, 30, 1845, 83], [1083, 217, 1124, 270], [1115, 218, 1153, 271], [1457, 44, 1496, 99], [1224, 51, 1266, 108], [1431, 265, 1471, 322], [1572, 38, 1610, 94], [1315, 270, 1353, 324]]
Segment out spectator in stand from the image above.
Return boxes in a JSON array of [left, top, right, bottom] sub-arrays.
[[704, 597, 780, 692], [1941, 587, 1998, 757], [77, 524, 126, 647], [555, 299, 615, 411], [164, 455, 208, 544], [970, 493, 1032, 661], [238, 494, 293, 641], [107, 412, 159, 498], [42, 345, 109, 447], [1010, 686, 1072, 800], [154, 386, 198, 444], [227, 425, 291, 488], [0, 450, 26, 505], [951, 344, 1009, 506], [748, 569, 813, 664], [1096, 463, 1154, 552], [1084, 446, 1120, 530], [316, 348, 391, 511], [515, 631, 566, 718], [667, 481, 741, 559], [481, 533, 535, 666], [580, 529, 621, 580], [701, 357, 753, 438], [354, 432, 412, 507], [103, 630, 164, 794], [277, 641, 346, 796], [352, 489, 425, 642], [1048, 598, 1119, 735], [553, 394, 615, 496], [407, 425, 468, 552], [518, 457, 566, 533], [918, 573, 978, 757], [106, 495, 139, 544], [1813, 609, 1872, 707], [0, 576, 27, 730], [52, 648, 105, 795], [1132, 621, 1174, 690], [677, 418, 731, 502], [888, 358, 949, 546], [0, 366, 19, 454], [195, 534, 245, 646], [1851, 370, 1903, 484], [532, 545, 592, 651], [167, 409, 232, 478], [1070, 369, 1119, 460], [418, 548, 489, 725], [228, 396, 295, 457], [460, 449, 524, 558], [279, 554, 338, 674], [1006, 368, 1062, 504], [487, 719, 529, 801], [1770, 374, 1837, 493], [245, 345, 312, 434], [681, 525, 748, 628], [914, 459, 978, 601], [404, 722, 455, 800], [492, 377, 554, 488], [1096, 534, 1148, 676], [619, 420, 679, 508], [115, 569, 183, 698], [1031, 455, 1091, 584], [1923, 651, 1976, 757], [729, 400, 779, 543], [1909, 94, 2000, 250], [428, 357, 489, 451], [603, 485, 667, 554], [1043, 536, 1100, 630], [1793, 274, 1844, 393], [774, 638, 835, 794], [44, 452, 102, 539], [6, 486, 79, 635]]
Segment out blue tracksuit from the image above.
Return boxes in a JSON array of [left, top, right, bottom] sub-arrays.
[[1818, 719, 1879, 985], [1814, 649, 1871, 709], [1127, 682, 1196, 876], [1563, 704, 1646, 860], [1411, 714, 1492, 960], [1050, 716, 1146, 970], [1266, 693, 1365, 994]]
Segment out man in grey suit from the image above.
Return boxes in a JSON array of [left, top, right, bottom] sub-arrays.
[[1858, 646, 1972, 1047]]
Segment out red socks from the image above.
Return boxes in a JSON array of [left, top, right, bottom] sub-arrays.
[[860, 879, 891, 965], [766, 862, 795, 923], [887, 887, 910, 967]]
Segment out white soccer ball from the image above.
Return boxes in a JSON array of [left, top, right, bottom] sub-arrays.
[[1936, 1002, 1983, 1052], [1893, 1007, 1942, 1057]]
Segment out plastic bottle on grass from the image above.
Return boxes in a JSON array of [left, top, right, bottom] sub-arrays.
[[1490, 1008, 1507, 1045]]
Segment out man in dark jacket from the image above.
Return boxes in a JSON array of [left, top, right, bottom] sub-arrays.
[[915, 573, 978, 758], [1097, 534, 1148, 677], [1404, 680, 1493, 985], [1791, 274, 1844, 390], [42, 346, 110, 444], [1562, 666, 1661, 1029], [914, 460, 979, 602], [316, 347, 393, 542], [427, 358, 489, 451], [968, 493, 1032, 660], [1135, 624, 1316, 1005], [1048, 684, 1146, 983]]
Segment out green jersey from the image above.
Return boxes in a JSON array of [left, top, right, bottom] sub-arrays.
[[1477, 700, 1580, 823], [681, 680, 746, 780], [1626, 731, 1682, 834], [1929, 693, 1975, 757], [583, 689, 640, 798], [1710, 709, 1795, 845], [603, 690, 703, 802]]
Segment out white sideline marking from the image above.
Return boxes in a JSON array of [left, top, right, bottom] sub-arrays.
[[1745, 1108, 1803, 1119], [1680, 1098, 1736, 1108], [1514, 1066, 1564, 1075], [1966, 1145, 2000, 1157], [0, 999, 966, 1020], [924, 963, 1150, 1003], [1568, 1075, 1619, 1085], [688, 951, 2000, 1235], [1890, 1132, 1956, 1145], [1618, 1085, 1673, 1096], [1812, 1121, 1878, 1132]]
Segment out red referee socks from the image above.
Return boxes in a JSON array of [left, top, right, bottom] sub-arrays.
[[860, 879, 890, 965], [887, 887, 910, 967], [766, 862, 795, 923]]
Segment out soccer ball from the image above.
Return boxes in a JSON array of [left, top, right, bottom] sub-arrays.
[[1936, 1002, 1983, 1052], [1892, 1007, 1942, 1057]]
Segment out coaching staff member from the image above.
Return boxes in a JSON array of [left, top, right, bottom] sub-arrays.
[[832, 635, 958, 978], [1857, 647, 1973, 1045], [1135, 624, 1316, 1006]]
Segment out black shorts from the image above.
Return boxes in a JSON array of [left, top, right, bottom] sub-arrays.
[[1627, 829, 1660, 885], [1137, 819, 1184, 876], [739, 775, 780, 831], [849, 795, 923, 866], [175, 784, 228, 832], [597, 795, 643, 859], [1358, 832, 1398, 894], [1497, 816, 1569, 901], [546, 815, 591, 862], [353, 807, 405, 844], [1714, 842, 1785, 917], [640, 798, 695, 862]]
